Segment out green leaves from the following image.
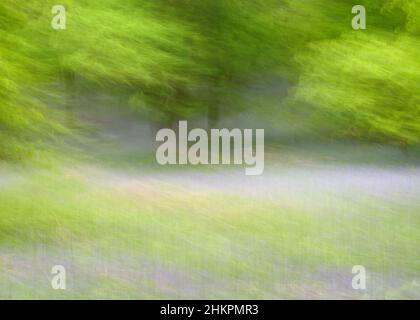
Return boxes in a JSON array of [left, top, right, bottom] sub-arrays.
[[0, 1, 68, 161], [286, 1, 420, 144], [0, 0, 419, 162]]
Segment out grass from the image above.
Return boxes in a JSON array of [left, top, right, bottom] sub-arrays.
[[0, 166, 419, 299]]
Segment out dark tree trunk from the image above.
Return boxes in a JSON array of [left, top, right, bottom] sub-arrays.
[[207, 104, 219, 129], [63, 70, 76, 127]]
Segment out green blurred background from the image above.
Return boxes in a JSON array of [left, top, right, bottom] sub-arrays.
[[0, 0, 419, 299]]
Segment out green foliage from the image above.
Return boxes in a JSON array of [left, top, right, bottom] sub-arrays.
[[292, 32, 420, 143], [0, 1, 67, 161], [285, 0, 420, 144], [0, 0, 419, 161], [38, 0, 211, 123], [41, 0, 288, 123]]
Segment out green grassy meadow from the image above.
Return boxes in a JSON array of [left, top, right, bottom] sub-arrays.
[[1, 162, 418, 299]]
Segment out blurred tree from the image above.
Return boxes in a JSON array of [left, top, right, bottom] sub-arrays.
[[39, 0, 209, 127], [38, 0, 288, 127], [286, 0, 420, 145], [0, 1, 66, 161], [157, 0, 288, 126], [1, 0, 419, 163]]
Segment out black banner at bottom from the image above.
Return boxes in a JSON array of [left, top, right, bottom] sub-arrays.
[[0, 300, 415, 318]]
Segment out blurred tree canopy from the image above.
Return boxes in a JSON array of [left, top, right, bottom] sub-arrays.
[[285, 0, 420, 144], [0, 1, 66, 161], [0, 0, 419, 160]]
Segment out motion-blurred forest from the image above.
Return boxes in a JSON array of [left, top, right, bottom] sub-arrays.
[[0, 1, 419, 299]]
